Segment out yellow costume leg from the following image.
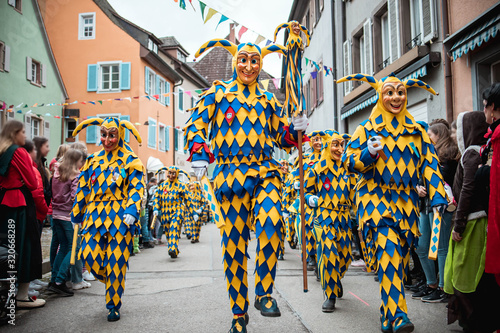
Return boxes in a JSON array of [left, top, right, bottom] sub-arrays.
[[318, 224, 341, 299], [80, 230, 106, 283], [105, 231, 132, 310]]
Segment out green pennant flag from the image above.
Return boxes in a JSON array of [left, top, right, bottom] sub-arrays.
[[305, 58, 309, 66], [179, 0, 186, 10], [98, 100, 103, 105], [195, 89, 202, 94], [199, 1, 206, 20], [301, 73, 305, 79]]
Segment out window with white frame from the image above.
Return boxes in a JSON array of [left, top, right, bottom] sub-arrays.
[[191, 96, 196, 109], [410, 0, 423, 47], [79, 13, 95, 40], [148, 39, 158, 54], [408, 0, 437, 46], [159, 79, 168, 105], [148, 70, 156, 96], [8, 0, 22, 13], [99, 62, 120, 92], [65, 118, 77, 141], [158, 124, 166, 151], [31, 117, 41, 138], [178, 87, 184, 112], [381, 12, 390, 68], [177, 50, 186, 62], [26, 57, 45, 86], [148, 117, 157, 149], [0, 41, 5, 71]]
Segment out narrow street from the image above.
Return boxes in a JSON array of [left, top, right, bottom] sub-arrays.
[[7, 223, 462, 332]]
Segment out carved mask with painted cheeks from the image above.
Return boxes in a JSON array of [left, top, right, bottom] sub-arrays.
[[312, 135, 323, 152], [280, 162, 289, 174], [382, 82, 407, 114], [167, 170, 177, 182], [291, 22, 301, 35], [100, 127, 119, 152], [236, 51, 261, 85], [330, 139, 345, 161]]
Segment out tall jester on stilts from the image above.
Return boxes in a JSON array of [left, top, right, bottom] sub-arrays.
[[184, 37, 308, 332], [274, 20, 311, 291], [338, 74, 448, 333], [71, 117, 145, 322]]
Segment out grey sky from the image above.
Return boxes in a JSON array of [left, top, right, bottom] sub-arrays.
[[107, 0, 293, 78]]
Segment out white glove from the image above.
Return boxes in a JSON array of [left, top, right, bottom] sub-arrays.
[[368, 136, 383, 156], [294, 181, 301, 190], [195, 208, 202, 215], [191, 160, 209, 181], [308, 195, 319, 207], [292, 114, 308, 132], [283, 212, 290, 220], [123, 214, 136, 226], [72, 222, 81, 229], [153, 211, 159, 217], [193, 214, 199, 222]]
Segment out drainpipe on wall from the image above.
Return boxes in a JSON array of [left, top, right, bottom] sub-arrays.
[[331, 0, 338, 130], [173, 78, 184, 166], [442, 0, 453, 122]]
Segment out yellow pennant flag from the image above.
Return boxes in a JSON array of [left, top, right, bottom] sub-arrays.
[[261, 79, 270, 90], [204, 8, 217, 24], [255, 34, 265, 45]]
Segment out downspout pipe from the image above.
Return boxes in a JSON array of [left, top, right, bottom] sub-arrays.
[[173, 78, 184, 165], [331, 0, 338, 130], [441, 0, 453, 122]]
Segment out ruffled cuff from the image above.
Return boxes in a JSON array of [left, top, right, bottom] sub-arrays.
[[187, 142, 214, 163], [283, 125, 310, 148]]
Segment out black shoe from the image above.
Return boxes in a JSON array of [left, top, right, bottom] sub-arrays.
[[254, 295, 281, 317], [229, 316, 247, 333], [278, 253, 284, 261], [143, 242, 155, 249], [321, 298, 336, 313], [374, 275, 379, 282], [289, 240, 297, 249], [307, 256, 316, 271], [337, 280, 343, 298], [139, 244, 144, 249], [48, 282, 74, 297], [407, 280, 425, 292], [421, 288, 444, 303], [411, 285, 436, 299], [107, 307, 120, 322], [315, 266, 320, 282], [186, 235, 192, 240], [169, 251, 177, 259], [191, 239, 196, 243]]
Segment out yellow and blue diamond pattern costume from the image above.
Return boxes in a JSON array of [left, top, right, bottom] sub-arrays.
[[153, 166, 193, 257], [71, 117, 145, 312], [338, 74, 447, 329], [304, 132, 357, 301], [188, 181, 209, 242], [184, 39, 302, 317]]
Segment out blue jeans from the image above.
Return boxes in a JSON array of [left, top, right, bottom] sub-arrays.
[[70, 232, 83, 283], [49, 215, 59, 267], [416, 210, 452, 288], [140, 209, 151, 242], [51, 218, 74, 284]]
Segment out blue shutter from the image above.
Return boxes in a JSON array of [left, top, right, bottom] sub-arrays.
[[86, 116, 97, 143], [174, 128, 178, 151], [145, 66, 150, 94], [148, 119, 156, 148], [87, 64, 98, 92], [155, 75, 161, 97], [120, 62, 131, 90], [165, 126, 170, 151], [166, 82, 171, 106], [179, 89, 184, 111], [120, 115, 130, 143]]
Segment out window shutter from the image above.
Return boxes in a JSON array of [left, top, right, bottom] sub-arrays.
[[87, 64, 98, 91], [120, 62, 131, 90], [24, 114, 31, 139], [155, 75, 160, 96], [166, 82, 171, 106], [120, 115, 130, 143], [343, 40, 352, 95], [8, 0, 15, 6], [26, 56, 32, 81], [311, 77, 317, 109], [4, 45, 10, 72], [44, 121, 50, 140], [421, 0, 437, 43], [41, 64, 47, 86], [174, 128, 178, 151], [178, 89, 184, 111], [148, 119, 156, 148], [145, 66, 150, 94], [165, 126, 170, 151], [363, 19, 373, 75], [86, 116, 96, 143], [388, 0, 401, 64]]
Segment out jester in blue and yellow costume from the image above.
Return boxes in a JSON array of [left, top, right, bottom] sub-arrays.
[[338, 74, 447, 333], [184, 38, 308, 333], [304, 131, 357, 312], [71, 117, 145, 322], [282, 158, 298, 249], [186, 181, 209, 243], [152, 166, 192, 258]]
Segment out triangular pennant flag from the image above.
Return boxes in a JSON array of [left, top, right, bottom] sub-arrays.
[[89, 101, 96, 105], [145, 96, 151, 100], [204, 8, 217, 24], [255, 34, 265, 45], [16, 103, 23, 108], [311, 71, 318, 79], [273, 78, 280, 89], [261, 79, 269, 90], [98, 100, 103, 105], [305, 58, 309, 66], [179, 0, 186, 10], [186, 91, 192, 97], [199, 1, 206, 20], [124, 97, 132, 102], [216, 15, 229, 30], [24, 104, 28, 108], [265, 40, 272, 46], [32, 103, 38, 107], [238, 26, 248, 40], [152, 94, 160, 100], [195, 89, 202, 94]]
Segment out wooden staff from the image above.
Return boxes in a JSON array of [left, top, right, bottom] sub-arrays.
[[298, 131, 308, 292], [70, 224, 79, 265], [150, 214, 157, 230]]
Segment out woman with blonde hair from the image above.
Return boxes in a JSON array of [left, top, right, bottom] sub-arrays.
[[0, 120, 45, 308]]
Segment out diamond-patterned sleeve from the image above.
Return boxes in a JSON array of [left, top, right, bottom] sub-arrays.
[[304, 166, 318, 206], [348, 173, 359, 213], [124, 156, 145, 221], [420, 136, 448, 207], [184, 85, 217, 163], [153, 183, 162, 213], [71, 156, 93, 224], [269, 95, 299, 152], [344, 125, 378, 174]]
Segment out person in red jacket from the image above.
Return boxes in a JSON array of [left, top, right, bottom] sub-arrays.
[[0, 120, 45, 309]]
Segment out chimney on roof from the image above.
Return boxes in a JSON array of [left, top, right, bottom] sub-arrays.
[[229, 23, 235, 43]]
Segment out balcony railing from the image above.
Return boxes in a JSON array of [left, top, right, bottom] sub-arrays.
[[378, 57, 391, 70], [406, 34, 422, 50]]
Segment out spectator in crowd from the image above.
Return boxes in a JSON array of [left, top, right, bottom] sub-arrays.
[[445, 110, 500, 332], [33, 137, 51, 208], [0, 120, 45, 308], [49, 144, 69, 176], [413, 122, 460, 302], [48, 148, 86, 296]]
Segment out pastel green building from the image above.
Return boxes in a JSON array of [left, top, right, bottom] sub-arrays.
[[0, 0, 67, 161]]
